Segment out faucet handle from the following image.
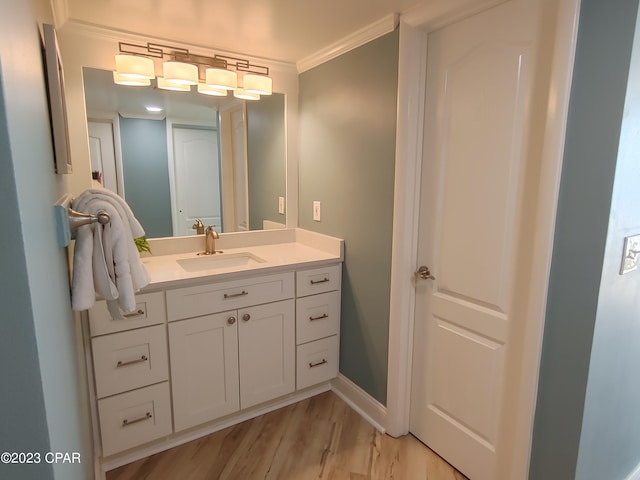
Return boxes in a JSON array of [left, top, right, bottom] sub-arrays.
[[205, 225, 219, 238], [192, 219, 204, 235]]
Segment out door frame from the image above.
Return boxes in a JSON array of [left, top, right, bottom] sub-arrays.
[[87, 114, 125, 196], [385, 0, 581, 478]]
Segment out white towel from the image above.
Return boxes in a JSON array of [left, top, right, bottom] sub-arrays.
[[71, 189, 150, 314]]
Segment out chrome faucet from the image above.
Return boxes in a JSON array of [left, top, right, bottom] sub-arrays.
[[204, 225, 219, 255], [192, 219, 204, 235]]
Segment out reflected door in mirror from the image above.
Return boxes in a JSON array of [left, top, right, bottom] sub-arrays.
[[171, 126, 222, 236]]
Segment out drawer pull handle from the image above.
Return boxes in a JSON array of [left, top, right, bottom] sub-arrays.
[[122, 412, 152, 427], [122, 309, 145, 318], [309, 359, 328, 368], [116, 355, 148, 368], [224, 290, 248, 299], [310, 277, 330, 285], [309, 313, 329, 321]]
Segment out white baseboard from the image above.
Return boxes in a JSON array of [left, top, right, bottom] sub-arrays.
[[626, 462, 640, 480], [331, 373, 387, 433]]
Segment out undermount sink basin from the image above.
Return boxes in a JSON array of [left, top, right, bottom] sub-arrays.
[[177, 252, 266, 272]]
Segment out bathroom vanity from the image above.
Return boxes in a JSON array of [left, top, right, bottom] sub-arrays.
[[81, 228, 343, 475]]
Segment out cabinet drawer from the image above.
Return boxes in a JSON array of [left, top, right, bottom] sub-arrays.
[[92, 325, 169, 399], [166, 272, 295, 321], [97, 382, 172, 457], [88, 291, 166, 337], [296, 291, 340, 345], [296, 264, 341, 297], [296, 335, 339, 390]]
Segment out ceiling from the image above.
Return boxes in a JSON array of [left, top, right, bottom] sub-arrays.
[[63, 0, 427, 64]]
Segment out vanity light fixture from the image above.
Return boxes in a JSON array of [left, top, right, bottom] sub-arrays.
[[205, 67, 237, 91], [115, 54, 155, 79], [243, 73, 272, 95], [156, 77, 191, 91], [233, 87, 260, 101], [112, 71, 151, 86], [163, 61, 198, 85], [113, 41, 272, 99], [197, 83, 228, 96]]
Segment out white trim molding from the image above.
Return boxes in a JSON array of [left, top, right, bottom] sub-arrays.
[[385, 20, 428, 438], [331, 374, 387, 433], [296, 14, 399, 74], [49, 0, 69, 29]]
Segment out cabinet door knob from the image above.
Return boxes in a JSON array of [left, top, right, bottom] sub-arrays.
[[227, 316, 236, 325], [242, 313, 251, 322]]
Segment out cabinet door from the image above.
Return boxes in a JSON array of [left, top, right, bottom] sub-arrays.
[[169, 312, 240, 432], [238, 300, 295, 409]]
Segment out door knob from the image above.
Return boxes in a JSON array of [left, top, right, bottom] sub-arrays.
[[415, 266, 435, 280]]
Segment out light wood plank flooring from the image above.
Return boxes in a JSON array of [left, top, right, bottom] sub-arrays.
[[107, 391, 467, 480]]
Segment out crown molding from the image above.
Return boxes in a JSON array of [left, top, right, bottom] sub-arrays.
[[296, 13, 399, 74], [49, 0, 68, 28]]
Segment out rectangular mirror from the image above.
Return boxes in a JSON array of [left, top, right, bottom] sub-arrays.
[[82, 67, 286, 238]]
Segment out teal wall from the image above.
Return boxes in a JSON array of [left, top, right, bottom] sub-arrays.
[[0, 61, 53, 480], [298, 31, 399, 404], [0, 0, 92, 478], [530, 0, 639, 478], [575, 2, 640, 477], [120, 116, 172, 237], [247, 93, 286, 229]]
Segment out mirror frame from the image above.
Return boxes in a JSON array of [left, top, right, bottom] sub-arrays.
[[57, 21, 299, 232]]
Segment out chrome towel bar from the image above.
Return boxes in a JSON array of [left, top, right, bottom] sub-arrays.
[[54, 193, 111, 247]]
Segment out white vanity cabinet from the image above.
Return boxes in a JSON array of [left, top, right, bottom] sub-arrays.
[[84, 258, 342, 466], [166, 272, 296, 431]]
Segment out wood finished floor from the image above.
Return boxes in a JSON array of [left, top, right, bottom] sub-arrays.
[[106, 391, 468, 480]]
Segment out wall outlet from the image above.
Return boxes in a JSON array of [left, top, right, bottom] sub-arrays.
[[278, 196, 285, 215], [620, 234, 640, 274], [313, 201, 321, 222]]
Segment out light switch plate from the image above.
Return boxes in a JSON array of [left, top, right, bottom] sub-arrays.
[[313, 201, 321, 222], [278, 196, 285, 215], [620, 234, 640, 274]]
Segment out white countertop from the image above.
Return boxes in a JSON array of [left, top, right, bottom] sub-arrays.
[[140, 229, 343, 290]]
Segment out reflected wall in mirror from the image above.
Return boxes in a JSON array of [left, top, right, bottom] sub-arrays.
[[82, 67, 286, 238]]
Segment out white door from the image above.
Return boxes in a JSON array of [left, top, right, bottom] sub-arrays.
[[171, 126, 222, 236], [410, 2, 545, 479], [87, 120, 120, 194]]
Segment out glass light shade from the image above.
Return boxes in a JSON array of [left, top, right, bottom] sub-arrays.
[[163, 61, 198, 85], [113, 71, 151, 86], [233, 87, 260, 101], [115, 54, 155, 79], [197, 83, 228, 96], [243, 74, 272, 95], [156, 77, 191, 91], [205, 68, 237, 90]]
